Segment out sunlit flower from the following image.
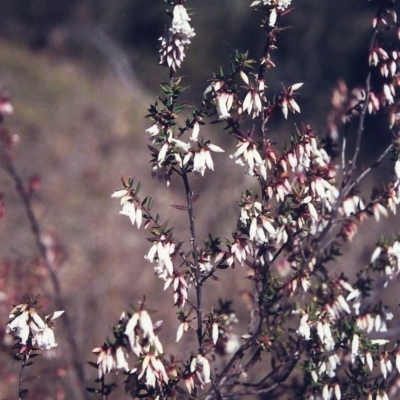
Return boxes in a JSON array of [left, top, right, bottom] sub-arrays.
[[93, 343, 130, 379], [190, 354, 211, 387], [159, 4, 195, 71], [215, 92, 234, 120], [32, 311, 64, 350], [242, 89, 263, 118], [192, 143, 224, 175], [251, 0, 292, 11]]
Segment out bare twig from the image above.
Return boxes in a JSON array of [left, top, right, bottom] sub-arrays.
[[1, 152, 88, 400], [181, 170, 203, 350]]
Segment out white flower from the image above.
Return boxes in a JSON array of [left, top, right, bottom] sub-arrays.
[[145, 238, 175, 278], [251, 0, 292, 11], [32, 311, 64, 350], [146, 123, 161, 139], [215, 92, 234, 120], [242, 89, 263, 117], [6, 311, 31, 345], [193, 143, 224, 176], [159, 5, 195, 71], [212, 323, 219, 345], [351, 334, 359, 363], [190, 122, 200, 141], [190, 354, 211, 387], [297, 314, 311, 340], [176, 321, 189, 342]]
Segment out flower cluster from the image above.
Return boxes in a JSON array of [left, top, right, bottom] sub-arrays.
[[91, 306, 168, 394], [6, 296, 64, 354], [103, 1, 400, 399], [159, 4, 195, 71]]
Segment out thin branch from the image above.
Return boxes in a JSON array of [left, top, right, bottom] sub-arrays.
[[181, 170, 203, 350], [346, 142, 393, 194], [1, 153, 88, 400]]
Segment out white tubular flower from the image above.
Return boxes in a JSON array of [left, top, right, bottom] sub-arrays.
[[212, 323, 219, 345], [190, 122, 200, 141], [297, 314, 311, 340], [190, 354, 211, 387], [139, 352, 169, 388], [115, 346, 130, 371], [396, 350, 400, 374], [146, 123, 161, 140], [112, 188, 142, 228], [6, 311, 30, 345], [176, 321, 190, 342], [351, 334, 359, 363], [159, 4, 195, 71], [230, 140, 265, 178], [251, 0, 292, 11], [365, 351, 374, 371], [119, 200, 136, 226], [93, 344, 130, 379], [193, 143, 224, 176], [341, 195, 365, 217], [334, 383, 341, 400], [242, 89, 263, 118], [124, 309, 157, 356], [32, 311, 64, 350], [215, 92, 234, 120], [145, 237, 175, 278]]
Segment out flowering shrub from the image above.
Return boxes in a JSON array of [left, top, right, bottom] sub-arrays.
[[3, 0, 400, 399]]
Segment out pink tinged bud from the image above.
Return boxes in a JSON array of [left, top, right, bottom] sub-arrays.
[[287, 152, 297, 170], [212, 323, 219, 345]]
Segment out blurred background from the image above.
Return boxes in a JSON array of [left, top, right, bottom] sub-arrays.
[[0, 0, 397, 398]]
